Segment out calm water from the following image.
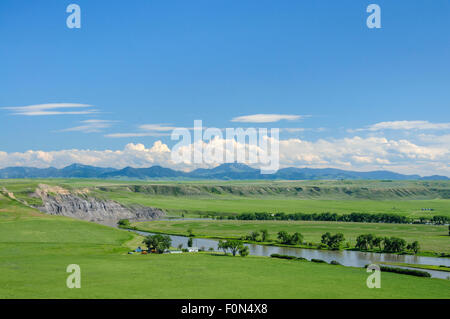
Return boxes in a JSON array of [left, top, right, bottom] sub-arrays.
[[132, 230, 450, 279]]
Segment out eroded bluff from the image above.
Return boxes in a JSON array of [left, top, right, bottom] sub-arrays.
[[34, 184, 164, 225]]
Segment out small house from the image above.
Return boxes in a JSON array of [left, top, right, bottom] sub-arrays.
[[188, 247, 199, 253]]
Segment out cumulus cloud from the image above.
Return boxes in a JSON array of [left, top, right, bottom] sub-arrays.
[[354, 120, 450, 132], [231, 114, 303, 123], [0, 136, 448, 176], [60, 119, 117, 133], [2, 103, 97, 116]]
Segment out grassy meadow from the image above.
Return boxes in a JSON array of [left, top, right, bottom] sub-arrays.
[[1, 193, 449, 298], [1, 179, 449, 219]]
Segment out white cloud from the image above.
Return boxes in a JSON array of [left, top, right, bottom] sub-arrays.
[[139, 124, 180, 131], [0, 136, 448, 176], [1, 103, 97, 116], [282, 127, 326, 133], [106, 124, 191, 138], [61, 120, 116, 133], [231, 114, 303, 123], [355, 120, 450, 132], [105, 132, 171, 138]]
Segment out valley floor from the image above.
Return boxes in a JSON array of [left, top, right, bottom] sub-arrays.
[[0, 194, 449, 299]]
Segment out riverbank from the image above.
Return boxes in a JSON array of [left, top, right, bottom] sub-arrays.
[[130, 219, 450, 257], [381, 262, 450, 273]]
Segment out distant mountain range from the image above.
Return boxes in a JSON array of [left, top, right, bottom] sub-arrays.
[[0, 163, 448, 180]]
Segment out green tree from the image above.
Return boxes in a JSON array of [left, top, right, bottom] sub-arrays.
[[383, 237, 406, 253], [249, 231, 260, 241], [218, 240, 228, 254], [227, 240, 244, 256], [143, 234, 171, 254], [372, 237, 383, 251], [291, 232, 303, 245], [187, 237, 193, 247], [407, 241, 420, 254], [321, 232, 345, 250], [239, 245, 249, 257], [328, 233, 345, 250], [277, 231, 290, 244], [321, 232, 332, 246], [218, 240, 244, 256], [356, 234, 373, 251], [260, 229, 269, 242], [366, 234, 374, 249], [117, 219, 130, 227]]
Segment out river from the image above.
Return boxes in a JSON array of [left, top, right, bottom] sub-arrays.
[[131, 230, 450, 279]]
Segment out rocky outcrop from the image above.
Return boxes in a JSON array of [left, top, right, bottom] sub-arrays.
[[34, 184, 165, 225]]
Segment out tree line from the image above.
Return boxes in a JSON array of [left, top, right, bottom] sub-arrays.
[[226, 212, 448, 225], [239, 229, 422, 254], [356, 234, 420, 253]]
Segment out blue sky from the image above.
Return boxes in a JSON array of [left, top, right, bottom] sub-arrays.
[[0, 1, 449, 175]]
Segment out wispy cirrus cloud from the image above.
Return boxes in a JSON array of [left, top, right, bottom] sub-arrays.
[[282, 127, 326, 133], [353, 120, 450, 132], [2, 103, 97, 116], [60, 119, 117, 133], [105, 124, 184, 138], [231, 114, 304, 123], [105, 132, 171, 138], [138, 124, 180, 131]]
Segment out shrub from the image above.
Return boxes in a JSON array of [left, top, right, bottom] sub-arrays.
[[330, 260, 341, 265], [117, 219, 130, 227], [311, 258, 326, 263], [270, 254, 297, 260], [364, 264, 431, 278], [239, 246, 249, 257]]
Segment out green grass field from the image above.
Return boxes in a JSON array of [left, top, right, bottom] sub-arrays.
[[1, 179, 449, 219], [115, 194, 450, 219], [1, 194, 449, 298], [133, 219, 450, 254]]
